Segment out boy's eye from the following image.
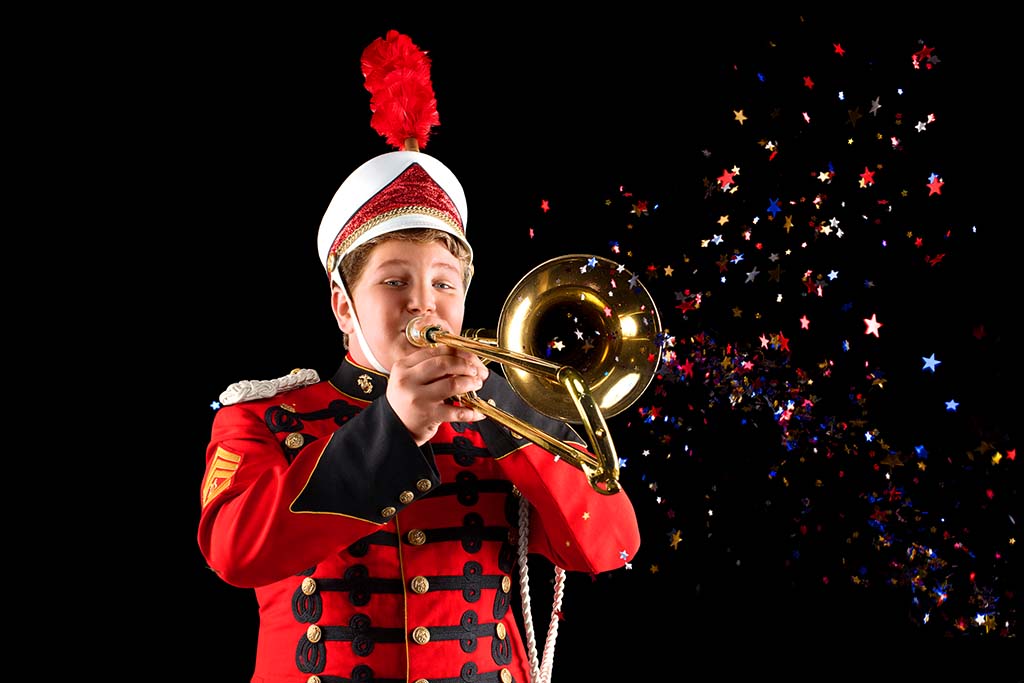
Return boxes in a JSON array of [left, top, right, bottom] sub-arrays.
[[383, 279, 405, 287], [434, 282, 454, 290]]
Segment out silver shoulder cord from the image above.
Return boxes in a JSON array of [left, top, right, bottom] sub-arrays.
[[517, 494, 566, 683]]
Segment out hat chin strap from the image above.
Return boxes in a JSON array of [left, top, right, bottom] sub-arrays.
[[333, 272, 390, 376]]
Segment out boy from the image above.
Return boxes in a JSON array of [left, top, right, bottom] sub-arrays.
[[198, 32, 641, 683]]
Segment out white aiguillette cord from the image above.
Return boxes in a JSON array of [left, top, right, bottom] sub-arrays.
[[517, 493, 565, 683]]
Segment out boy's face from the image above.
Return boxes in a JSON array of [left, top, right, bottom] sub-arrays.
[[334, 238, 467, 371]]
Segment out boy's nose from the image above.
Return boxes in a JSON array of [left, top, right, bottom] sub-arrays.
[[408, 282, 436, 313]]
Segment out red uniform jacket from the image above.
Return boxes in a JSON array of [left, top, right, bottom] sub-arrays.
[[198, 355, 641, 683]]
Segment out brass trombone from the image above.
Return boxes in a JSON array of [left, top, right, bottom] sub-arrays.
[[406, 254, 663, 495]]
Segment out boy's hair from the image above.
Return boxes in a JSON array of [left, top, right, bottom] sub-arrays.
[[336, 227, 474, 349]]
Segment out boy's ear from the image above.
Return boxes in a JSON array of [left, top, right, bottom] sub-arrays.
[[331, 285, 355, 334]]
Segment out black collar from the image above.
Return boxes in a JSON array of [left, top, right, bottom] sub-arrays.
[[329, 354, 388, 402]]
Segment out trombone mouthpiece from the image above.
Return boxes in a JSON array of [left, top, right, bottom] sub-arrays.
[[405, 316, 443, 347]]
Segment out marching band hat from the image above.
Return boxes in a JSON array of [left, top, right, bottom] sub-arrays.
[[317, 30, 471, 281]]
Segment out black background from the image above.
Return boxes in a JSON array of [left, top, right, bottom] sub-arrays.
[[75, 9, 1019, 682]]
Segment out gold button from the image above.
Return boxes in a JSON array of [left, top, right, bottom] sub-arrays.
[[413, 679, 428, 683], [301, 577, 317, 596], [399, 490, 415, 505], [305, 624, 321, 643], [381, 506, 397, 519], [500, 668, 512, 683], [416, 478, 432, 492], [280, 403, 297, 413], [496, 622, 507, 639], [307, 677, 321, 683], [285, 432, 305, 449], [410, 576, 430, 594], [501, 575, 511, 593], [411, 626, 431, 644], [407, 529, 426, 545]]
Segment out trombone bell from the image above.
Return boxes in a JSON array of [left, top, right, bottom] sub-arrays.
[[406, 254, 663, 495]]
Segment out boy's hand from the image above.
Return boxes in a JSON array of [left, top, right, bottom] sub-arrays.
[[386, 346, 489, 445]]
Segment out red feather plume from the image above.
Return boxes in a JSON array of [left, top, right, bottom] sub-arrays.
[[361, 30, 440, 151]]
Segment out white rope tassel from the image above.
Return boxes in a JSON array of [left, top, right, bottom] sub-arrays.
[[517, 494, 566, 683], [540, 565, 565, 683]]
